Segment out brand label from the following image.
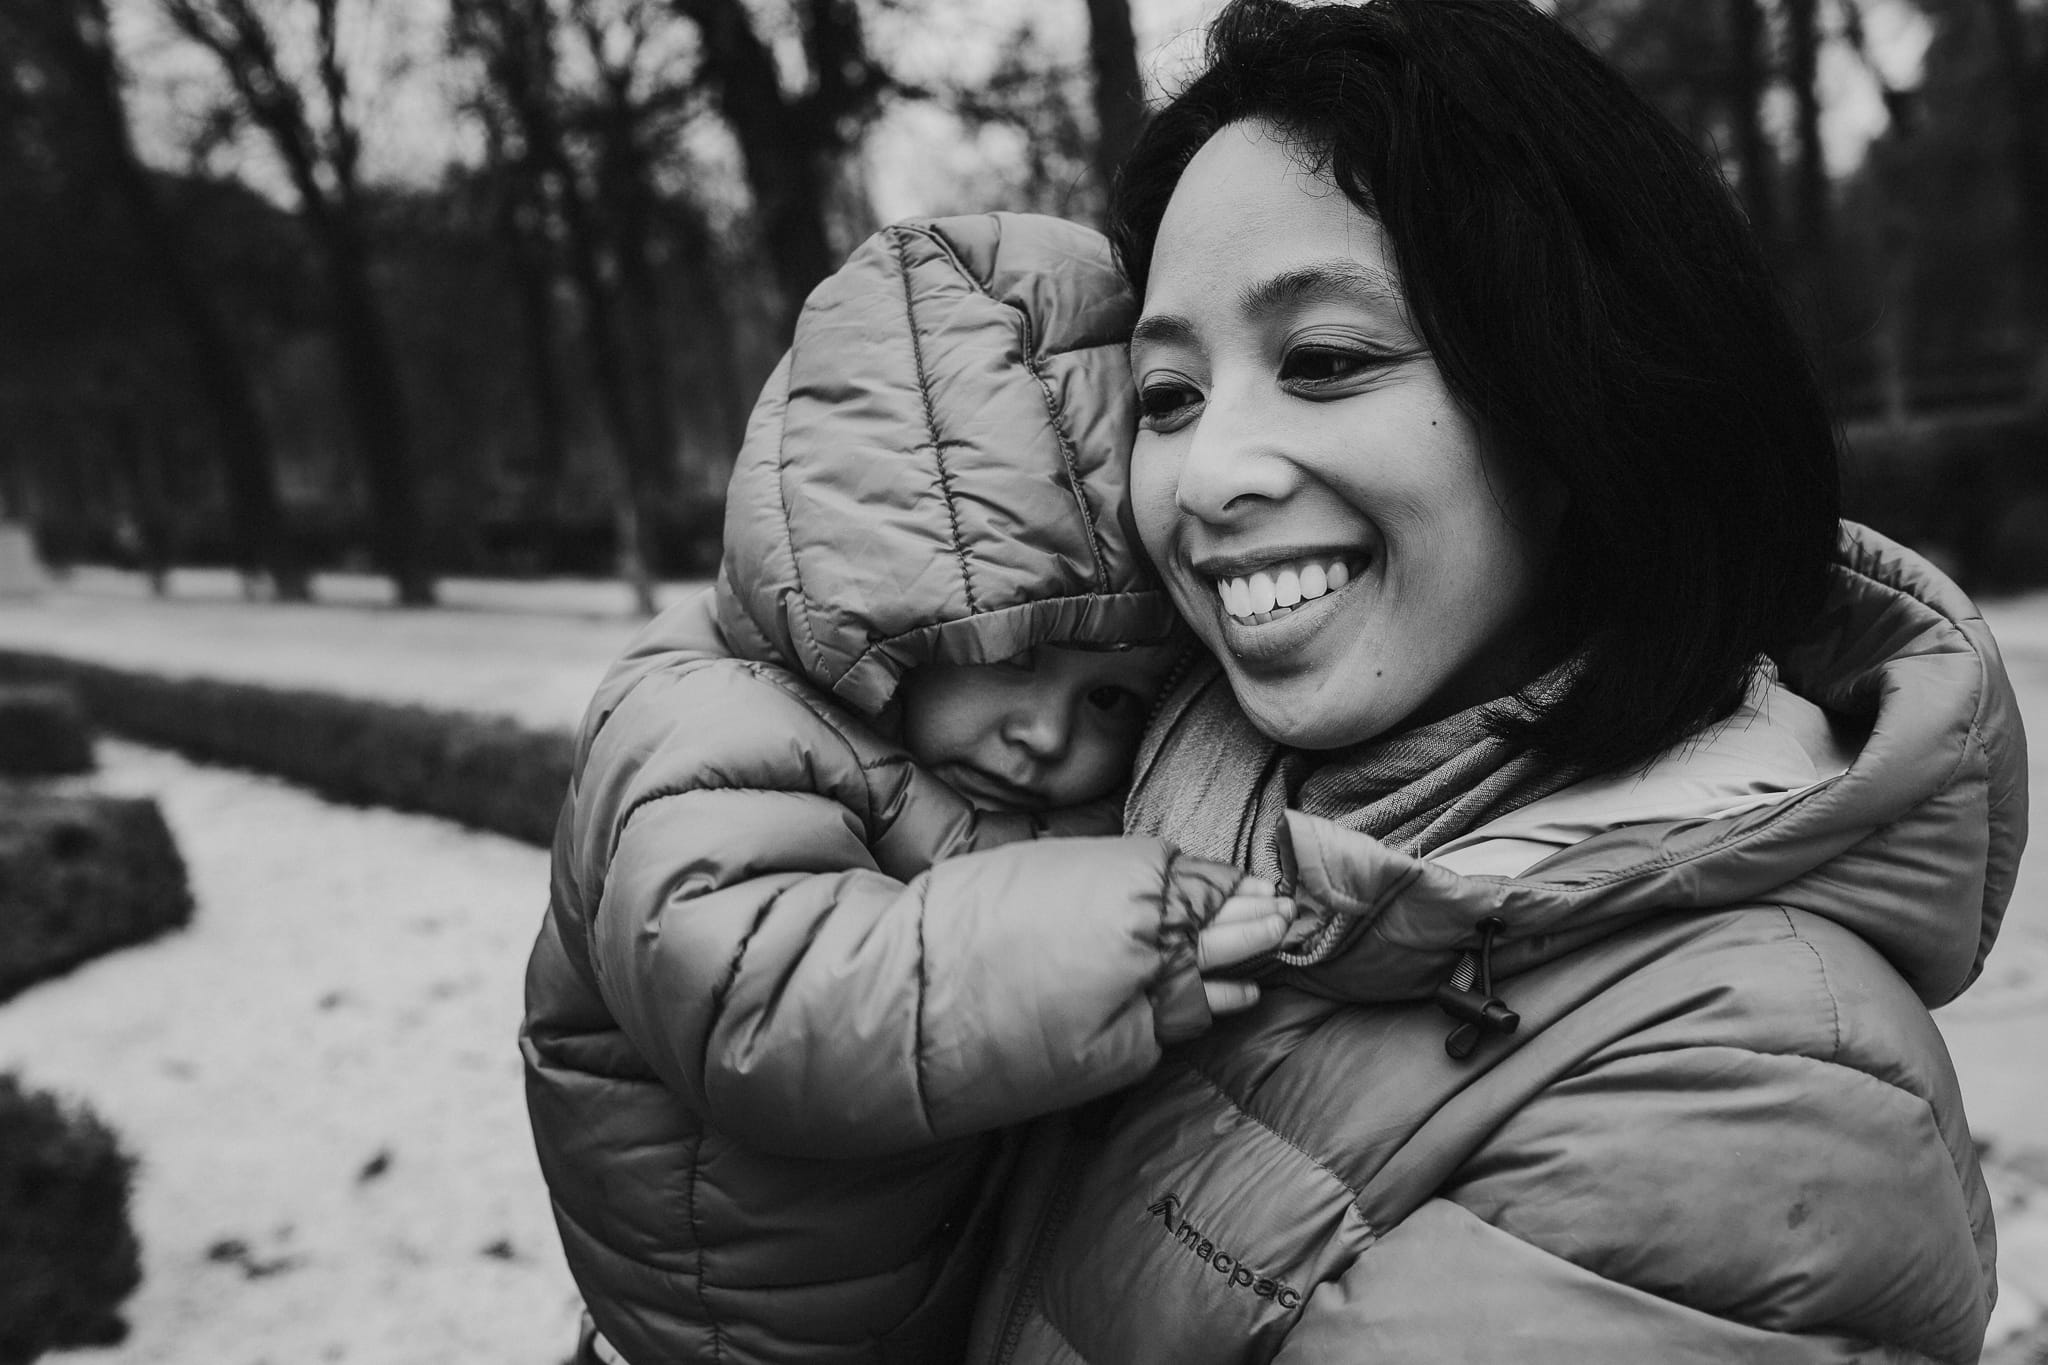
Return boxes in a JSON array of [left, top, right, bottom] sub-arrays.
[[1146, 1193, 1304, 1310]]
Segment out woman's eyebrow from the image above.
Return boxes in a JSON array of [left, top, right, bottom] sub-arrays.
[[1130, 312, 1195, 350], [1131, 260, 1404, 354], [1238, 260, 1403, 316]]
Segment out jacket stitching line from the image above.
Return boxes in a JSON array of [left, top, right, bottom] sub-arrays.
[[888, 225, 981, 614], [701, 886, 784, 1109], [684, 1131, 726, 1360], [764, 359, 829, 682], [1014, 291, 1113, 594], [1474, 777, 1840, 897], [835, 589, 1167, 688], [1179, 1060, 1368, 1208], [1777, 907, 1842, 1061], [912, 878, 936, 1133], [912, 218, 1113, 592]]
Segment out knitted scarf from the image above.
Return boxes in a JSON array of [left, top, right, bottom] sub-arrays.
[[1125, 657, 1582, 965]]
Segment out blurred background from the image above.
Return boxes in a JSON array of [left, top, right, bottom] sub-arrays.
[[0, 0, 2043, 604], [0, 1, 2046, 1363]]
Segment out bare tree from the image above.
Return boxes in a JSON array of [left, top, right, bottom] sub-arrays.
[[1084, 0, 1144, 215], [160, 0, 435, 604], [9, 0, 309, 598], [452, 0, 685, 614], [1782, 0, 1831, 251], [1724, 0, 1779, 240], [668, 0, 894, 337], [1982, 0, 2048, 325]]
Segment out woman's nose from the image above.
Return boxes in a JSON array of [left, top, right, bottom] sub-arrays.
[[1174, 387, 1296, 523]]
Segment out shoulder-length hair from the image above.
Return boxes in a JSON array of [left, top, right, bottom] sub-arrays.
[[1111, 0, 1841, 777]]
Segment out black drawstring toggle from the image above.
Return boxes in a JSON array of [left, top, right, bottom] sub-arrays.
[[1433, 917, 1518, 1060]]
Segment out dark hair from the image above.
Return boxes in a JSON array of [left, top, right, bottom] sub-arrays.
[[1111, 0, 1841, 776]]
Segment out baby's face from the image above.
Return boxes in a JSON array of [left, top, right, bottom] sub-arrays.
[[898, 643, 1183, 812]]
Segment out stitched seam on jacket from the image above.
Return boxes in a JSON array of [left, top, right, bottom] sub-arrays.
[[918, 218, 1114, 592], [889, 225, 981, 614], [700, 886, 785, 1108], [1777, 907, 1842, 1062], [1012, 288, 1113, 595], [765, 361, 828, 681], [685, 1131, 726, 1360], [912, 878, 936, 1133], [1179, 1059, 1367, 1207]]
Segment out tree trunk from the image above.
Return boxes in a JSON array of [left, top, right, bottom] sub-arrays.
[[675, 0, 846, 338], [62, 0, 307, 598], [320, 221, 436, 606], [1724, 0, 1778, 241], [1084, 0, 1146, 222], [1984, 0, 2048, 326], [495, 163, 572, 519], [1783, 0, 1831, 251]]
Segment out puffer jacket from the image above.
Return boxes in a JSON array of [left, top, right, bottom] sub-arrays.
[[521, 214, 1240, 1365], [967, 523, 2027, 1363]]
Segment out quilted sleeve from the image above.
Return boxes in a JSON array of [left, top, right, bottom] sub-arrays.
[[570, 661, 1238, 1159]]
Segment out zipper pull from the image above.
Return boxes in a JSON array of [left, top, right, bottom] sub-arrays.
[[1433, 917, 1518, 1060]]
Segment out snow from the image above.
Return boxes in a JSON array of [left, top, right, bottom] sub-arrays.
[[0, 567, 707, 732], [0, 742, 582, 1363]]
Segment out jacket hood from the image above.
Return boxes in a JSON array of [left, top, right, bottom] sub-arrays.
[[1279, 521, 2028, 1009], [715, 213, 1176, 717]]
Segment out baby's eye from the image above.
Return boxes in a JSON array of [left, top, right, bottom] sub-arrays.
[[1085, 685, 1143, 714]]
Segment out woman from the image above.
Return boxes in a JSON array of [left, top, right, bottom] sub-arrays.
[[966, 1, 2025, 1359]]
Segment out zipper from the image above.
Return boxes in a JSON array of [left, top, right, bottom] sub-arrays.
[[991, 1123, 1088, 1364]]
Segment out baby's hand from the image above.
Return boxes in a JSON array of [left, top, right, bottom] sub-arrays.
[[1197, 875, 1296, 1016]]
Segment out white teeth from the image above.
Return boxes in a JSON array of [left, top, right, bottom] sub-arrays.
[[1274, 567, 1301, 608], [1211, 557, 1360, 624]]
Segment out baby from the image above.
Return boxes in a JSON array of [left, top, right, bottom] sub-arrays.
[[523, 213, 1288, 1365]]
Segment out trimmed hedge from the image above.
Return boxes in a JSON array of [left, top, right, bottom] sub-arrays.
[[0, 652, 574, 847], [0, 684, 93, 777], [0, 792, 193, 1003], [0, 1074, 141, 1362]]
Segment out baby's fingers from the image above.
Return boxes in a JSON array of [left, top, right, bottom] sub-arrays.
[[1197, 907, 1291, 972], [1208, 891, 1292, 927], [1205, 978, 1261, 1015]]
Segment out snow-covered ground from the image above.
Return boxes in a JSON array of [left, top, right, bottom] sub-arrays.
[[0, 742, 581, 1364], [0, 568, 708, 733], [2, 569, 2046, 1358]]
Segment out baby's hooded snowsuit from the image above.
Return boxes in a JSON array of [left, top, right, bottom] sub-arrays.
[[522, 213, 1239, 1364]]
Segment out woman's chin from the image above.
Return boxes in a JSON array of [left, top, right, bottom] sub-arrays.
[[1224, 665, 1409, 752]]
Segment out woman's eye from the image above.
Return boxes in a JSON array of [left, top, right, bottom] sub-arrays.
[[1280, 347, 1375, 385], [1138, 381, 1201, 428]]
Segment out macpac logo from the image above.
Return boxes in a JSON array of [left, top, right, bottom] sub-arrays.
[[1146, 1193, 1304, 1310]]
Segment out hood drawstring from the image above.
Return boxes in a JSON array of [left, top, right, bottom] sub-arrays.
[[1434, 917, 1518, 1060]]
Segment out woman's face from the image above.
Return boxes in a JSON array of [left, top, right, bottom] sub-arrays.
[[1129, 120, 1562, 750]]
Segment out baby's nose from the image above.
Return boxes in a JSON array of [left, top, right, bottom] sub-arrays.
[[1005, 705, 1071, 760]]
